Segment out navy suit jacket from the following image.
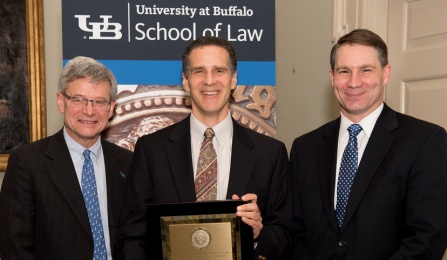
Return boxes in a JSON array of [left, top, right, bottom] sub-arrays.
[[290, 104, 447, 259], [0, 129, 133, 259], [115, 116, 292, 259]]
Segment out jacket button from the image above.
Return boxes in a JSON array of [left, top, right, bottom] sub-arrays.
[[338, 240, 348, 247]]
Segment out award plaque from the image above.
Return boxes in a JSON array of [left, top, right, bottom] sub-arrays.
[[146, 200, 254, 259]]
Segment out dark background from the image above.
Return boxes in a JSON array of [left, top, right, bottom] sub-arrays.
[[62, 0, 275, 61], [0, 0, 29, 153]]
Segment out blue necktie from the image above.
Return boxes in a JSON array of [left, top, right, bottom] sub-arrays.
[[82, 149, 107, 259], [335, 124, 363, 227]]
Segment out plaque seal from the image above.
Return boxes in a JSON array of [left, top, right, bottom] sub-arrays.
[[190, 227, 212, 249]]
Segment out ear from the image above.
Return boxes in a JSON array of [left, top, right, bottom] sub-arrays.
[[231, 71, 238, 90], [56, 92, 65, 113], [329, 69, 335, 87], [108, 101, 116, 119], [182, 73, 190, 92], [382, 64, 392, 86]]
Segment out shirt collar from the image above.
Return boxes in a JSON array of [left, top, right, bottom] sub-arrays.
[[63, 127, 102, 162], [339, 102, 384, 139], [190, 112, 233, 145]]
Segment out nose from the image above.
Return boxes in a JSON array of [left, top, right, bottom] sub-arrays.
[[82, 101, 96, 115], [203, 71, 216, 86], [347, 73, 361, 88]]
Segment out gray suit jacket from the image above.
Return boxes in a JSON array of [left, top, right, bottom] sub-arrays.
[[0, 129, 133, 259]]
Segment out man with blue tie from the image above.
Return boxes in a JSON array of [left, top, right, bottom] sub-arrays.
[[290, 29, 447, 259], [0, 56, 133, 259]]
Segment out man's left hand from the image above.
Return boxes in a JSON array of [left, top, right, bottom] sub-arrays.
[[232, 193, 263, 239]]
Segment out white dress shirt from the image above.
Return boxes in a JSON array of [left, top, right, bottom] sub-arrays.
[[190, 112, 233, 200], [334, 103, 384, 207], [64, 129, 111, 260]]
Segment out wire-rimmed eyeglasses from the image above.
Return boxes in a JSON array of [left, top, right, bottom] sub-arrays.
[[62, 92, 111, 112]]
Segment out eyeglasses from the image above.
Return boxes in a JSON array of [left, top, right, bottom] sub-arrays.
[[62, 92, 111, 112]]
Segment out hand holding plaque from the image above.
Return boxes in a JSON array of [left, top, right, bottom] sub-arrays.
[[146, 200, 254, 259], [232, 193, 263, 239]]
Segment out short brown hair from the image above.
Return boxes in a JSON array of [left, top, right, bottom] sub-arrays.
[[182, 36, 237, 76], [330, 29, 388, 70]]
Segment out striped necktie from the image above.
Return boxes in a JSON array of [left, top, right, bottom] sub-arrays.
[[195, 128, 218, 201]]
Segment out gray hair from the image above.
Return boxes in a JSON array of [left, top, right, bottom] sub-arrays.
[[58, 56, 118, 100]]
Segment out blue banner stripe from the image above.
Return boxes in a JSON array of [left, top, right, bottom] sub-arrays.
[[62, 60, 276, 86]]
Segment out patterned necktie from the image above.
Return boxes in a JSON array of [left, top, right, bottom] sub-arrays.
[[195, 128, 218, 201], [335, 124, 363, 227], [81, 149, 107, 259]]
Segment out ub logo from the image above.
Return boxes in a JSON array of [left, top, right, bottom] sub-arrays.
[[75, 15, 122, 40]]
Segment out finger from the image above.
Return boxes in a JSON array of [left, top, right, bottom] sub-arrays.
[[240, 215, 263, 232], [237, 202, 257, 213], [237, 208, 261, 221], [241, 193, 258, 203], [238, 214, 263, 239]]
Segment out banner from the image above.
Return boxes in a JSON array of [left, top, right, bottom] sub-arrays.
[[62, 0, 276, 150]]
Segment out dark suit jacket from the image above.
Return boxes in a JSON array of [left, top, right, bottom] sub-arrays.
[[0, 129, 133, 259], [115, 116, 292, 259], [290, 104, 447, 259]]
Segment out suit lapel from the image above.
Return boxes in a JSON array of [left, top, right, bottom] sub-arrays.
[[226, 120, 256, 199], [102, 140, 124, 227], [343, 105, 398, 228], [44, 130, 92, 238], [318, 119, 341, 232], [165, 117, 197, 201]]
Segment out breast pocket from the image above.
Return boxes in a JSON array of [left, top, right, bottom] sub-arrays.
[[374, 175, 401, 186]]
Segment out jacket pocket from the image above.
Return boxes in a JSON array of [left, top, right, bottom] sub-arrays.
[[374, 175, 401, 186]]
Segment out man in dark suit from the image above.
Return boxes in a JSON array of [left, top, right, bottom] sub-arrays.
[[115, 36, 292, 259], [0, 56, 133, 259], [290, 29, 447, 259]]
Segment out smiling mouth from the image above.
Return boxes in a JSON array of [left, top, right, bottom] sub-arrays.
[[346, 92, 365, 98], [202, 91, 219, 96], [79, 120, 97, 124]]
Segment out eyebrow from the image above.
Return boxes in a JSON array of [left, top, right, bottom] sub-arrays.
[[335, 64, 375, 70], [68, 93, 109, 101], [190, 65, 230, 71]]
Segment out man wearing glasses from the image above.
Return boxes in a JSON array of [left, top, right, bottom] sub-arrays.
[[0, 56, 133, 260]]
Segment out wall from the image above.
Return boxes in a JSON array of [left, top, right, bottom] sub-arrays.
[[44, 0, 64, 135], [276, 1, 336, 151]]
